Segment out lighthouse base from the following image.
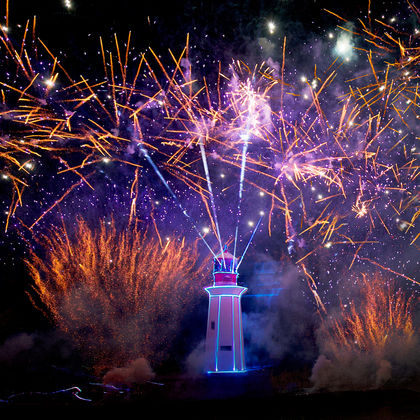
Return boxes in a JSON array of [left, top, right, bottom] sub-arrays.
[[207, 369, 248, 375]]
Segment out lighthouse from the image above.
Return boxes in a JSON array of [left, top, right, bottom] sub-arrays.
[[204, 249, 247, 373]]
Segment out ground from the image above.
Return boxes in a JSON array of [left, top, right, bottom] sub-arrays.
[[1, 368, 419, 419]]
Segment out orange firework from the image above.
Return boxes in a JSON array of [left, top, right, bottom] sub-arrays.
[[1, 7, 418, 314], [326, 3, 420, 132], [320, 273, 418, 355], [25, 217, 209, 373], [311, 273, 419, 390]]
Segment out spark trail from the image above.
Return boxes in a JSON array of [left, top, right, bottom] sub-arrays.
[[0, 5, 418, 311]]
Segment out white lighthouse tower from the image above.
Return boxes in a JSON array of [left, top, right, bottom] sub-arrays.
[[204, 249, 247, 373]]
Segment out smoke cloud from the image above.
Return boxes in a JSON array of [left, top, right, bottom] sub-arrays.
[[103, 357, 155, 386], [242, 260, 317, 367], [184, 339, 206, 376], [310, 334, 420, 392], [0, 332, 35, 363]]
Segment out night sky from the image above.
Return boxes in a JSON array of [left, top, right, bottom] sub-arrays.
[[0, 0, 419, 402]]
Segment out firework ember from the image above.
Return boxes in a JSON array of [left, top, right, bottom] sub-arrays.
[[0, 9, 417, 312], [25, 217, 208, 373], [311, 273, 419, 391]]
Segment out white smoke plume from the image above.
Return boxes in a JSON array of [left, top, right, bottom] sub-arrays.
[[184, 339, 206, 377], [242, 261, 316, 367], [310, 334, 420, 392], [103, 357, 155, 386], [0, 332, 35, 363]]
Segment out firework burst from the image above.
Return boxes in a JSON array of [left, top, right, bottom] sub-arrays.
[[25, 216, 209, 373], [311, 273, 419, 391], [0, 4, 418, 314]]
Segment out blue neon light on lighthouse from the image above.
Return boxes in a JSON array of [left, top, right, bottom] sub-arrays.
[[205, 249, 247, 373]]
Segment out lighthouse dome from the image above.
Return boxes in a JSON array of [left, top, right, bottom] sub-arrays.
[[214, 250, 237, 261]]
